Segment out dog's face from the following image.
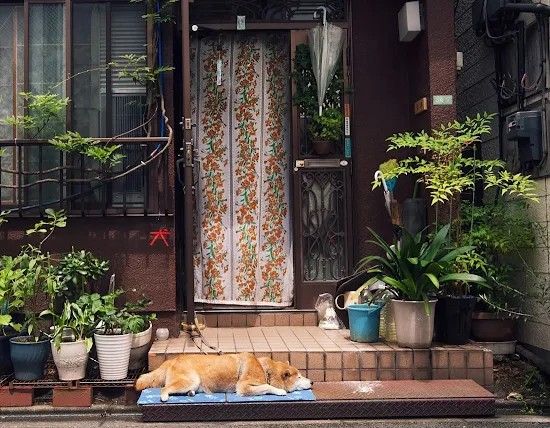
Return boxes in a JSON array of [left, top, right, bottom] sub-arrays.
[[278, 361, 313, 392]]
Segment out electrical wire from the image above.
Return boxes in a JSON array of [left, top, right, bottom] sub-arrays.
[[484, 0, 517, 43]]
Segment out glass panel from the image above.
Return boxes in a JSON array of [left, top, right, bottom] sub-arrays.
[[0, 5, 23, 204], [28, 4, 66, 204], [72, 3, 106, 138], [301, 170, 346, 281]]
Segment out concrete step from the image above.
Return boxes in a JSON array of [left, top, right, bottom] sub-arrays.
[[139, 380, 495, 422], [148, 327, 494, 390]]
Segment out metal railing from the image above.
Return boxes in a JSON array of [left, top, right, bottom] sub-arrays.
[[0, 137, 172, 217]]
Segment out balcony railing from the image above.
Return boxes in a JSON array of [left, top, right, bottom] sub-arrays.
[[0, 137, 172, 218]]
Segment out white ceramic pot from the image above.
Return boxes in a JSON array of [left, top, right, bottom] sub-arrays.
[[94, 332, 132, 380], [392, 299, 437, 349], [129, 323, 152, 370], [51, 340, 90, 381]]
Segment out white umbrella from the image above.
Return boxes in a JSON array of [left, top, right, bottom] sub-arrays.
[[308, 7, 346, 116]]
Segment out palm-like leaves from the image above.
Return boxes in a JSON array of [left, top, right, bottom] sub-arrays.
[[356, 224, 486, 314]]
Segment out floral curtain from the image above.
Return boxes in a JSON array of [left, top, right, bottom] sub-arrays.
[[191, 33, 293, 306]]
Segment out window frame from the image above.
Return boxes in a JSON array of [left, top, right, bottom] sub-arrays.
[[0, 0, 168, 217]]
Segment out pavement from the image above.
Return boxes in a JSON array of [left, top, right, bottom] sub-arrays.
[[1, 416, 550, 427]]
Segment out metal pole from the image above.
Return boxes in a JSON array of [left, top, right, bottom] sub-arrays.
[[181, 0, 195, 324]]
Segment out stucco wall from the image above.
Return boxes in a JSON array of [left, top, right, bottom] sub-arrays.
[[455, 0, 550, 353]]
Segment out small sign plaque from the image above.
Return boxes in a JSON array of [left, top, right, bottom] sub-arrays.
[[433, 95, 453, 106], [237, 16, 246, 30], [344, 117, 351, 136], [345, 138, 352, 158]]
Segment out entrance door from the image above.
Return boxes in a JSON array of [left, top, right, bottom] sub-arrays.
[[290, 30, 353, 309], [190, 32, 295, 307]]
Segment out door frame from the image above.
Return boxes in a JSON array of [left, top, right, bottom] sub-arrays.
[[180, 3, 352, 315]]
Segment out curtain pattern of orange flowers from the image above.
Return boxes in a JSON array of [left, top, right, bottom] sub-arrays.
[[191, 33, 293, 306]]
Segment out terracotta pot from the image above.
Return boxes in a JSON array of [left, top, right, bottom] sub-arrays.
[[392, 299, 437, 349], [471, 311, 516, 342], [312, 139, 331, 155]]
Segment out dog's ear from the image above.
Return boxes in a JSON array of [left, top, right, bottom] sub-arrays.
[[284, 370, 291, 378], [285, 360, 290, 365]]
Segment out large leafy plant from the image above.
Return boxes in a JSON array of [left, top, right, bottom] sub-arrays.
[[454, 200, 536, 315], [56, 249, 109, 303], [356, 224, 486, 314], [0, 209, 66, 338], [309, 108, 344, 141], [374, 113, 539, 205], [41, 299, 96, 352], [79, 290, 155, 335]]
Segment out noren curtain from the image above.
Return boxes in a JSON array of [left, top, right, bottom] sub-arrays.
[[191, 33, 294, 306]]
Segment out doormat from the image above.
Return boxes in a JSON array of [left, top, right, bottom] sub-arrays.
[[138, 389, 316, 405], [227, 390, 316, 402], [138, 389, 225, 405]]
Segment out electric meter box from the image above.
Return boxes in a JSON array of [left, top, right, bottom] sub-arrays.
[[506, 110, 543, 164]]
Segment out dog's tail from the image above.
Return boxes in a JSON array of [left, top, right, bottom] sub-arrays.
[[136, 361, 169, 391]]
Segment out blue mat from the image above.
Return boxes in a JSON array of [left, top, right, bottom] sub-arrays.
[[227, 390, 316, 403], [138, 388, 316, 405], [138, 388, 226, 405]]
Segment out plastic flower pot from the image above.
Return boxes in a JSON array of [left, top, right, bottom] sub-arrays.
[[392, 299, 437, 349], [434, 295, 476, 345], [347, 303, 384, 343], [51, 340, 90, 381], [129, 322, 152, 370], [9, 336, 50, 381], [471, 312, 516, 342], [94, 332, 132, 380]]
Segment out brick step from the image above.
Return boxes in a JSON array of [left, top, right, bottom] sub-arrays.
[[186, 310, 319, 328], [140, 380, 495, 422], [148, 327, 494, 390]]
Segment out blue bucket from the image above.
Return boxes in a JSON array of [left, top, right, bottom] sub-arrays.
[[347, 303, 384, 343]]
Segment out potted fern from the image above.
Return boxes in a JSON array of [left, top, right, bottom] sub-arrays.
[[356, 224, 486, 348]]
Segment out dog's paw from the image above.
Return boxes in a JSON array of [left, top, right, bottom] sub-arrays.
[[274, 388, 287, 396], [187, 390, 196, 397], [160, 393, 169, 402]]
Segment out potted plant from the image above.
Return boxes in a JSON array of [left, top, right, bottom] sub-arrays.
[[0, 256, 25, 375], [54, 248, 109, 309], [455, 200, 535, 344], [291, 43, 344, 156], [356, 224, 486, 348], [374, 113, 538, 231], [308, 108, 344, 155], [5, 210, 67, 380], [41, 299, 95, 381], [81, 290, 143, 380], [125, 299, 156, 370]]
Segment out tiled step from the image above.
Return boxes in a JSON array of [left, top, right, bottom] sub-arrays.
[[187, 310, 319, 328], [140, 380, 495, 422], [148, 326, 494, 390]]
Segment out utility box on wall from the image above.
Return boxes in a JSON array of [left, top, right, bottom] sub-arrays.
[[506, 110, 543, 164], [398, 1, 422, 42]]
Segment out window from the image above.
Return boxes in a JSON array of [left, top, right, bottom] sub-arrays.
[[0, 1, 151, 212]]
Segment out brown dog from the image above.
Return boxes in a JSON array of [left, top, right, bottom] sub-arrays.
[[136, 352, 313, 402]]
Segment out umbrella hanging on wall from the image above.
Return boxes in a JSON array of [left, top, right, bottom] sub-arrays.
[[308, 6, 346, 116]]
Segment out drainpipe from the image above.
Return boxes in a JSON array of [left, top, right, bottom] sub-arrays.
[[180, 0, 195, 325]]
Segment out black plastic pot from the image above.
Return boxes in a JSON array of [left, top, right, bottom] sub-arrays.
[[403, 198, 428, 236], [434, 296, 476, 345], [0, 330, 18, 375]]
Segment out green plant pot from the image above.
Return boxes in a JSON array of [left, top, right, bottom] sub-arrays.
[[9, 336, 50, 381]]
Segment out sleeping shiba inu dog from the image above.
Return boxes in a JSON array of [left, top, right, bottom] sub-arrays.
[[136, 352, 313, 402]]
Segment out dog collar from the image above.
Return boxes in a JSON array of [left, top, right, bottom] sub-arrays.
[[259, 360, 271, 385]]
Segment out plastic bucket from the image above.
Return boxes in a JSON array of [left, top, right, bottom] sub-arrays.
[[347, 303, 384, 343]]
